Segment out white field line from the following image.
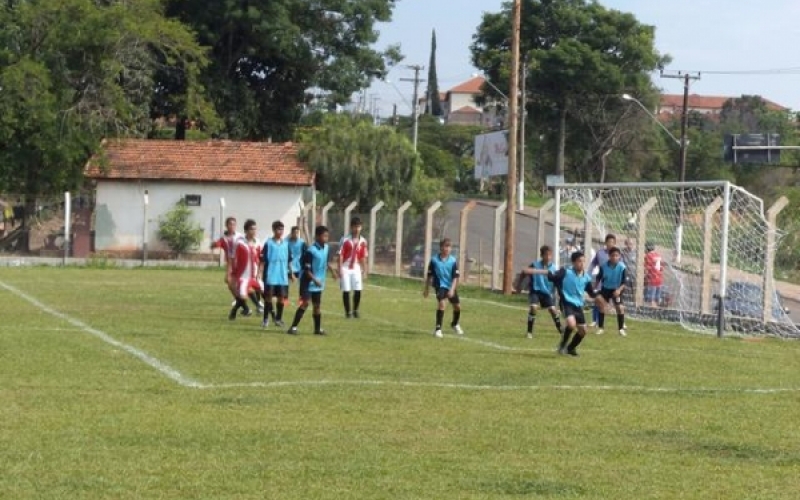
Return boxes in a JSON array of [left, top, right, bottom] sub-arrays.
[[0, 280, 205, 389]]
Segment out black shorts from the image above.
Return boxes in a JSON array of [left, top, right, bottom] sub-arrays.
[[299, 279, 322, 306], [263, 284, 286, 297], [435, 288, 460, 304], [600, 288, 623, 305], [562, 303, 586, 325], [528, 291, 555, 309]]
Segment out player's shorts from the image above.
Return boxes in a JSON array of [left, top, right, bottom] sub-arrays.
[[600, 288, 623, 305], [263, 284, 285, 297], [237, 277, 263, 298], [299, 279, 323, 306], [528, 291, 555, 309], [340, 267, 363, 292], [435, 288, 460, 304], [562, 303, 586, 325], [644, 285, 663, 304]]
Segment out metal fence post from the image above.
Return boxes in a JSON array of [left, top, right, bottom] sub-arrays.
[[369, 201, 385, 273], [395, 201, 412, 276]]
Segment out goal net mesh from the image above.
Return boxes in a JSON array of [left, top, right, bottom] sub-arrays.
[[558, 184, 798, 338]]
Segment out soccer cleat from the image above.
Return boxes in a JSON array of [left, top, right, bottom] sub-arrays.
[[451, 324, 464, 335], [352, 310, 360, 319], [314, 330, 326, 336], [242, 309, 253, 317], [231, 300, 237, 307], [434, 329, 443, 338], [228, 308, 238, 321], [589, 321, 597, 327], [567, 349, 579, 357], [526, 332, 533, 339], [345, 312, 353, 319], [261, 318, 270, 328], [595, 328, 605, 335], [287, 327, 298, 335], [275, 320, 285, 328], [557, 345, 567, 355], [619, 328, 627, 337]]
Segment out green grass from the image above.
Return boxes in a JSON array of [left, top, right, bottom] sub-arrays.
[[1, 267, 799, 499]]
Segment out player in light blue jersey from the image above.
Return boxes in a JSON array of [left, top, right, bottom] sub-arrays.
[[423, 238, 463, 338], [595, 247, 628, 336], [516, 245, 562, 339], [288, 225, 339, 335], [260, 221, 294, 328]]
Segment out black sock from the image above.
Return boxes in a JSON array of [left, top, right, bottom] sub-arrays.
[[353, 291, 361, 311], [313, 313, 321, 332], [552, 312, 562, 332], [598, 313, 605, 328], [451, 309, 461, 327], [276, 301, 284, 321], [527, 312, 536, 333], [568, 331, 585, 351], [435, 310, 444, 330], [249, 292, 261, 308], [343, 292, 351, 315], [236, 298, 249, 313], [617, 313, 625, 330], [264, 302, 273, 321], [560, 327, 573, 350], [291, 307, 306, 327]]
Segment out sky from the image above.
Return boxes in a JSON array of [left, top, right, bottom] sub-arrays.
[[366, 0, 800, 117]]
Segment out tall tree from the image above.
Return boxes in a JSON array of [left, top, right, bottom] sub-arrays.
[[163, 0, 402, 141], [425, 30, 443, 117], [471, 0, 667, 179]]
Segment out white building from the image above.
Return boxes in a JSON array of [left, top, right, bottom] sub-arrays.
[[85, 139, 314, 255]]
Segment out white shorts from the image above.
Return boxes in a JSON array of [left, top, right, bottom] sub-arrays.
[[340, 267, 363, 292], [237, 277, 263, 298]]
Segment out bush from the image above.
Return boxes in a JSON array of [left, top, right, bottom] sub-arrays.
[[157, 201, 204, 257]]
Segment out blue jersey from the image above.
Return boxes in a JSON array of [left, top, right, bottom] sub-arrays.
[[287, 237, 305, 274], [597, 261, 627, 290], [428, 254, 460, 290], [529, 260, 556, 294], [302, 242, 330, 292], [263, 238, 290, 286], [550, 267, 596, 308]]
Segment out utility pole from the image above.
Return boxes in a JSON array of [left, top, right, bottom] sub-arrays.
[[400, 65, 425, 151], [392, 104, 398, 127], [518, 53, 528, 211], [660, 70, 700, 264], [503, 0, 521, 295]]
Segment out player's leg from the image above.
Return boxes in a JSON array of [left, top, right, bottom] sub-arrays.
[[288, 283, 310, 334], [274, 286, 286, 326], [546, 302, 563, 334], [615, 297, 626, 335], [566, 309, 588, 356], [591, 303, 599, 327], [559, 311, 578, 354], [526, 294, 539, 338], [341, 269, 352, 318], [230, 279, 251, 320], [262, 286, 274, 327], [450, 294, 463, 335], [596, 290, 611, 334], [312, 292, 324, 335], [433, 290, 447, 338], [351, 270, 363, 318]]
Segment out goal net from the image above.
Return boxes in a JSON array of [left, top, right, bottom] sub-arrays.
[[555, 182, 798, 338]]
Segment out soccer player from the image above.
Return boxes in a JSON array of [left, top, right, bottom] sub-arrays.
[[589, 233, 616, 327], [595, 247, 628, 336], [211, 216, 241, 299], [288, 225, 339, 335], [229, 219, 264, 320], [423, 238, 464, 338], [339, 217, 368, 318], [516, 245, 563, 339], [530, 251, 602, 356], [644, 242, 663, 307], [261, 221, 293, 328]]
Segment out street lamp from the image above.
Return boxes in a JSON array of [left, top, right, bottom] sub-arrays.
[[621, 93, 690, 263]]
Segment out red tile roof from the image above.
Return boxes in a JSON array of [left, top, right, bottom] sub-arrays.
[[448, 76, 485, 94], [85, 139, 313, 186], [450, 105, 482, 115], [660, 94, 789, 112]]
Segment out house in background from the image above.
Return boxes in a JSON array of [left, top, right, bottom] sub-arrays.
[[85, 139, 314, 256], [657, 94, 791, 121], [418, 76, 504, 128]]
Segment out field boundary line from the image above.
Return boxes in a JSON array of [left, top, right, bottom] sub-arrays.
[[0, 280, 204, 389]]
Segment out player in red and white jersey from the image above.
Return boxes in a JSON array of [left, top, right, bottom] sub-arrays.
[[211, 216, 241, 298], [228, 219, 264, 320], [338, 217, 369, 318]]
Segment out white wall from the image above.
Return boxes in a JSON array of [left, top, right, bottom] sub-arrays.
[[94, 181, 307, 252]]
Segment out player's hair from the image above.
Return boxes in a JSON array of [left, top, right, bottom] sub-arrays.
[[350, 217, 362, 226], [540, 245, 551, 257], [604, 233, 616, 243], [608, 246, 621, 256], [315, 225, 329, 237], [570, 251, 584, 263], [290, 226, 299, 232], [440, 238, 452, 248], [645, 241, 655, 252], [272, 220, 284, 230], [225, 216, 236, 226], [244, 219, 256, 231]]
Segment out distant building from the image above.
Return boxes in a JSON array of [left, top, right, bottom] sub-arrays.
[[657, 94, 790, 121], [419, 76, 504, 128]]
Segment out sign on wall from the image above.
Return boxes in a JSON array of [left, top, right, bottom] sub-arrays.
[[474, 130, 509, 179], [184, 194, 202, 206]]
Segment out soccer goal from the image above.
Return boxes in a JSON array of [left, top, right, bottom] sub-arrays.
[[552, 181, 798, 338]]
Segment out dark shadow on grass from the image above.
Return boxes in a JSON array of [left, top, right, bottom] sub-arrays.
[[475, 477, 587, 496]]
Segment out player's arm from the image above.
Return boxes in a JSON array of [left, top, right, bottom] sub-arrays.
[[302, 249, 316, 283], [616, 268, 628, 295], [259, 244, 268, 278], [546, 267, 567, 284], [595, 267, 604, 289], [361, 242, 369, 278], [327, 257, 339, 280], [449, 261, 460, 297], [423, 260, 434, 298], [584, 282, 601, 300], [337, 237, 345, 271]]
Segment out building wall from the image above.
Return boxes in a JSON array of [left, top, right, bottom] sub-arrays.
[[448, 92, 478, 112], [94, 180, 308, 252]]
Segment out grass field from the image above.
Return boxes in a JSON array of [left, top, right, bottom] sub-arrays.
[[1, 267, 799, 499]]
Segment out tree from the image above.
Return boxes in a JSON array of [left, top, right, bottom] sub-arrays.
[[0, 0, 212, 231], [471, 0, 667, 179], [163, 0, 403, 141], [298, 115, 444, 211], [158, 200, 204, 257], [425, 30, 443, 117]]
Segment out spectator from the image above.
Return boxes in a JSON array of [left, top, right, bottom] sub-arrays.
[[644, 242, 664, 307]]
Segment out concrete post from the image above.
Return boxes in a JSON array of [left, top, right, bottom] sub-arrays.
[[763, 196, 789, 324], [634, 197, 658, 307], [492, 201, 508, 291], [536, 199, 554, 251], [583, 198, 603, 252], [343, 201, 358, 238], [321, 201, 334, 228], [368, 201, 385, 273], [424, 201, 443, 281], [395, 201, 412, 276], [701, 198, 723, 314], [459, 201, 476, 281]]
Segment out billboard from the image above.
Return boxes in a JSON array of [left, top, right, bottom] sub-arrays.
[[474, 130, 509, 179], [723, 133, 781, 164]]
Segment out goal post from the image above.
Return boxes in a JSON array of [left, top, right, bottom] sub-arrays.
[[552, 181, 798, 338]]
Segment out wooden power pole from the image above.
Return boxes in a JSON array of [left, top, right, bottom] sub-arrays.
[[503, 0, 522, 294]]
